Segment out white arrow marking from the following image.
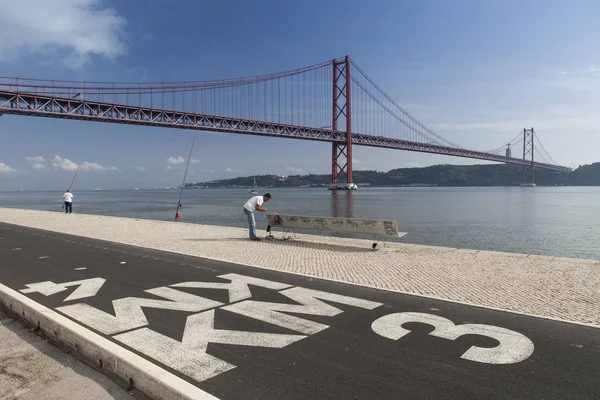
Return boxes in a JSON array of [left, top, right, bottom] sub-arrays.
[[20, 278, 106, 302]]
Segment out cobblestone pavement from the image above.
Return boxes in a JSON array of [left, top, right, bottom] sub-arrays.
[[1, 208, 599, 327]]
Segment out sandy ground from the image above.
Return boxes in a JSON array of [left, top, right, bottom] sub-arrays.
[[0, 309, 134, 400]]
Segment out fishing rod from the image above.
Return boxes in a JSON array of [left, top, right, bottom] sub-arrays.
[[62, 165, 80, 210], [68, 166, 80, 190], [175, 132, 197, 220]]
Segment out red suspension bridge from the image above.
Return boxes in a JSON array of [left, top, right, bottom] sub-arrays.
[[0, 56, 569, 187]]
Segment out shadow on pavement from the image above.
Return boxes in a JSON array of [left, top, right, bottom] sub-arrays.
[[182, 236, 377, 253]]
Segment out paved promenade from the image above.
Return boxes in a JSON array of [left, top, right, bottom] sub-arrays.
[[0, 309, 133, 400], [0, 207, 599, 327], [1, 223, 598, 399]]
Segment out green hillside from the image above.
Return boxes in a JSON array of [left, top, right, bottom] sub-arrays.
[[186, 162, 600, 188]]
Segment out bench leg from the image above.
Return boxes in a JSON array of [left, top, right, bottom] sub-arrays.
[[372, 235, 388, 250], [282, 228, 295, 240], [265, 227, 295, 241]]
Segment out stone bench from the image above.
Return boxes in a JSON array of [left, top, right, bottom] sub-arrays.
[[266, 213, 407, 249]]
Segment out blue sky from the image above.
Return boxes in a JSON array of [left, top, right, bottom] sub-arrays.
[[1, 0, 599, 190]]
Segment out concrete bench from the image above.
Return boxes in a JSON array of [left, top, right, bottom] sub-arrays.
[[266, 213, 407, 249]]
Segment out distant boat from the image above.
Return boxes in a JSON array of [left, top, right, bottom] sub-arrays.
[[520, 183, 536, 187], [249, 177, 259, 194]]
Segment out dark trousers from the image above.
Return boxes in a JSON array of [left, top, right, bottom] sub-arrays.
[[64, 202, 72, 213]]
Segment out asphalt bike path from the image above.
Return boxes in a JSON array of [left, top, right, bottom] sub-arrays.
[[0, 222, 598, 399]]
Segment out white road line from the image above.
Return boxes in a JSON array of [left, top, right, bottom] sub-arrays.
[[0, 282, 219, 400], [12, 248, 22, 251], [74, 267, 87, 271], [39, 256, 50, 259]]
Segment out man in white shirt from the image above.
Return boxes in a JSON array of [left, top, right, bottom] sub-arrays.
[[243, 193, 271, 241], [63, 189, 73, 214]]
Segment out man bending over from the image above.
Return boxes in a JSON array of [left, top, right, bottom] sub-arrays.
[[243, 193, 271, 241]]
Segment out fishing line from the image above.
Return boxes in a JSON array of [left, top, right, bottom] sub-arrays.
[[175, 132, 197, 220]]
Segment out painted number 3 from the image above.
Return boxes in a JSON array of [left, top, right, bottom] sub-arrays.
[[372, 312, 534, 365]]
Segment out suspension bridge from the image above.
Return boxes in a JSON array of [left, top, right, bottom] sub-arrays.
[[0, 56, 569, 188]]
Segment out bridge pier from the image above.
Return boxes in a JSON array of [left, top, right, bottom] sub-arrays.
[[521, 128, 535, 186], [331, 56, 354, 189]]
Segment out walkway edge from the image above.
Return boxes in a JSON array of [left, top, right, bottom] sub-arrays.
[[0, 282, 219, 400]]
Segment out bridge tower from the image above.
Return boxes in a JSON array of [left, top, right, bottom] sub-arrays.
[[521, 128, 535, 185], [331, 56, 353, 188]]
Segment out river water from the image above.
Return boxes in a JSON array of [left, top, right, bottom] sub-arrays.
[[0, 187, 598, 260]]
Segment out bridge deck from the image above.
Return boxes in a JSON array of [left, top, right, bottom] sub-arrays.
[[0, 90, 570, 172]]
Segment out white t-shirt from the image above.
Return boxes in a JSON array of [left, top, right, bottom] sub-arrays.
[[63, 192, 73, 202], [243, 196, 263, 212]]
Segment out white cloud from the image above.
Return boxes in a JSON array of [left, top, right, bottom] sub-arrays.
[[133, 166, 146, 172], [26, 156, 45, 163], [190, 158, 201, 164], [51, 155, 115, 172], [225, 167, 243, 174], [52, 155, 79, 171], [540, 66, 600, 92], [26, 156, 48, 170], [0, 162, 16, 173], [80, 161, 117, 172], [285, 166, 304, 173], [167, 156, 185, 166], [0, 0, 127, 68], [542, 68, 568, 77], [429, 114, 600, 137]]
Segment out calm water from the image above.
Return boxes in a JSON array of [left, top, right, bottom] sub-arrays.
[[0, 187, 599, 260]]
